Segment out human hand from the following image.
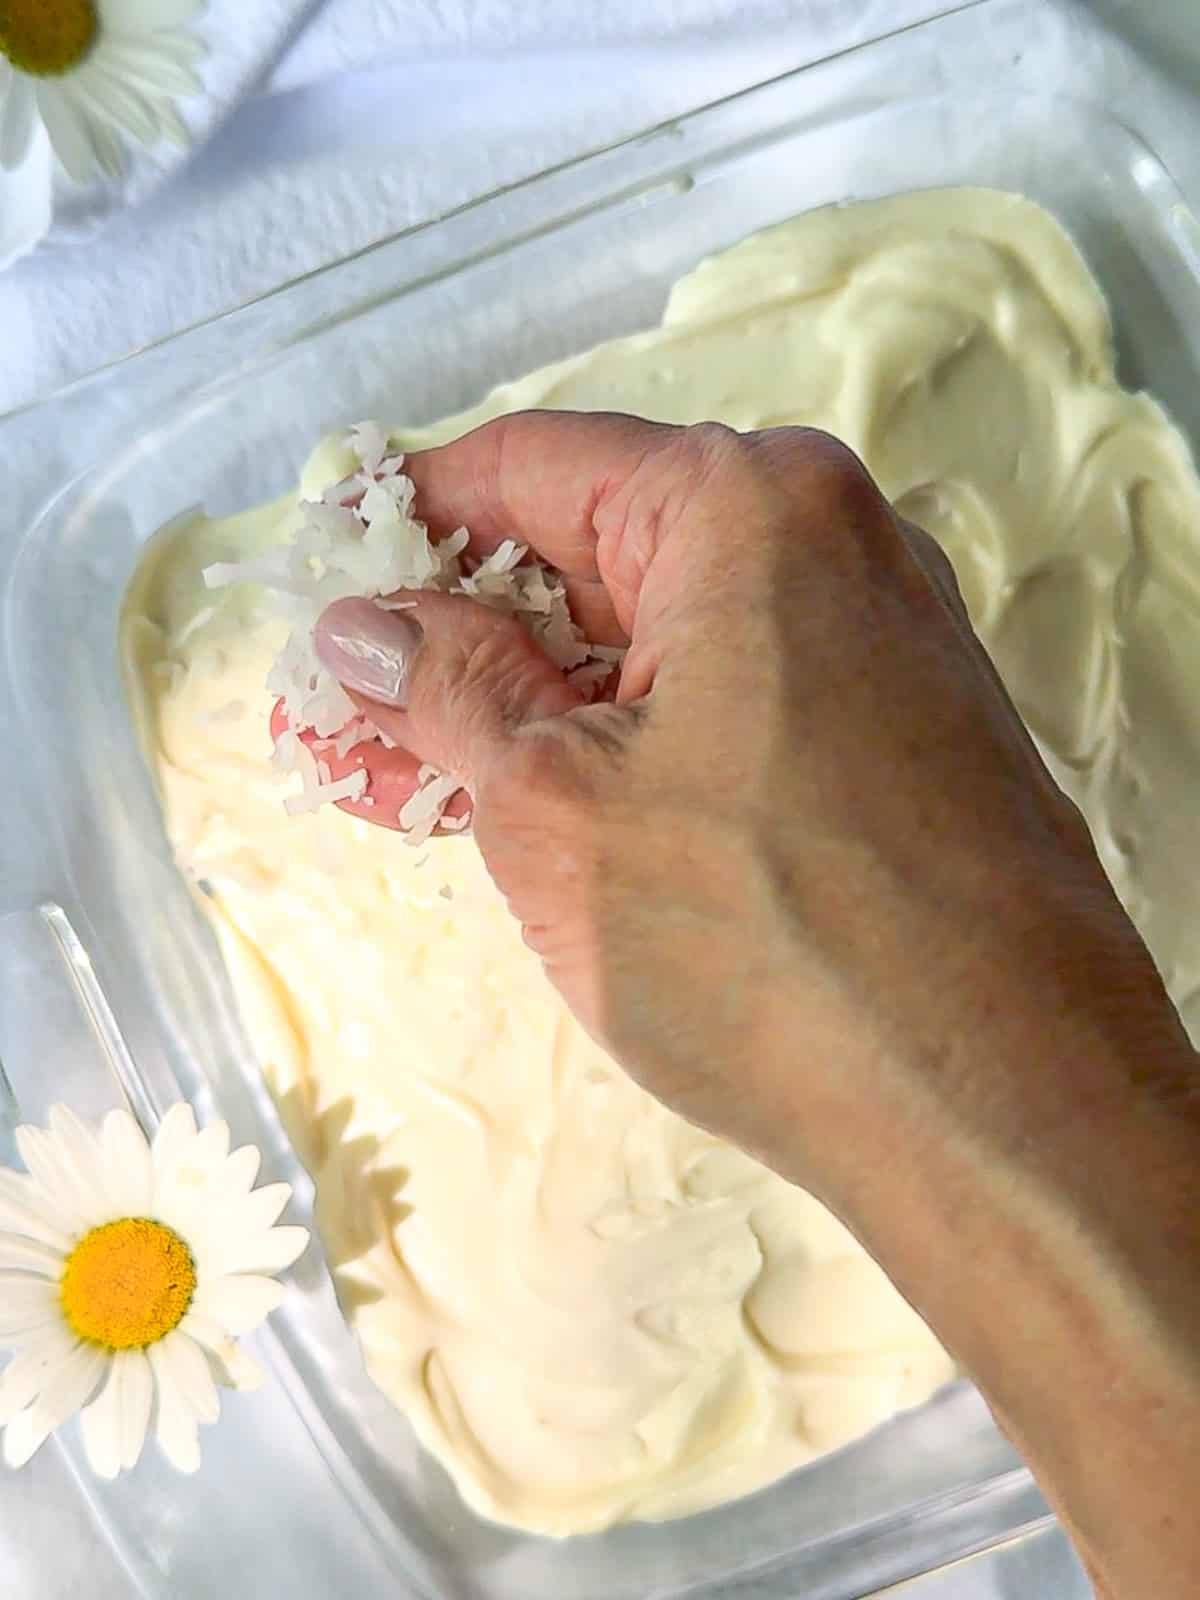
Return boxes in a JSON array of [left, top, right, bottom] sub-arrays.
[[307, 411, 1180, 1205], [310, 412, 1200, 1598]]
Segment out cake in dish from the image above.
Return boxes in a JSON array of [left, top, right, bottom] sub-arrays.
[[121, 187, 1200, 1535]]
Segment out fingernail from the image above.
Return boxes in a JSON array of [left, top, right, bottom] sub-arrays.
[[314, 597, 423, 707]]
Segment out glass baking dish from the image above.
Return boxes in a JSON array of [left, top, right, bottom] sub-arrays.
[[4, 0, 1200, 1593]]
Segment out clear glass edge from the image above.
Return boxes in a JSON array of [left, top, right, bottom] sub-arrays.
[[0, 0, 996, 431]]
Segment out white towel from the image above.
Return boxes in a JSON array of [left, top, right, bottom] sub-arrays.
[[0, 0, 945, 411], [0, 0, 323, 261], [272, 0, 915, 91]]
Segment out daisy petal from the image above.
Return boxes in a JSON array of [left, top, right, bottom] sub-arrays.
[[160, 1128, 233, 1202], [152, 1330, 218, 1425], [0, 1277, 58, 1337], [97, 120, 126, 178], [0, 76, 36, 171], [220, 1145, 261, 1197], [2, 1405, 49, 1469], [0, 1327, 77, 1425], [102, 41, 202, 99], [210, 1341, 262, 1393], [175, 1312, 227, 1353], [79, 1360, 123, 1480], [104, 0, 206, 25], [155, 99, 189, 149], [154, 1122, 233, 1235], [27, 1342, 106, 1439], [0, 1234, 62, 1276], [236, 1183, 291, 1233], [156, 1404, 200, 1473], [142, 32, 207, 68], [210, 1225, 308, 1278], [0, 1169, 73, 1249], [0, 1367, 44, 1428], [178, 1313, 263, 1391], [100, 1109, 153, 1219], [1, 1349, 61, 1427], [47, 1106, 109, 1224], [73, 62, 162, 148], [191, 1274, 285, 1336], [149, 1345, 200, 1474], [191, 1123, 231, 1169], [117, 1350, 153, 1472], [35, 84, 107, 182], [13, 1128, 92, 1233], [0, 1318, 61, 1347], [47, 1105, 101, 1174], [150, 1103, 196, 1175]]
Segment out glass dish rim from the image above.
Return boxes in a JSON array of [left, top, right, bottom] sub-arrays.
[[0, 0, 1006, 430]]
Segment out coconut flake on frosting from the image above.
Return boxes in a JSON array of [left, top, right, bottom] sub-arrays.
[[203, 422, 624, 839]]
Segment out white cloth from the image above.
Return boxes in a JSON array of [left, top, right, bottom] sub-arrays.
[[271, 0, 929, 90], [0, 0, 320, 266], [0, 0, 944, 412]]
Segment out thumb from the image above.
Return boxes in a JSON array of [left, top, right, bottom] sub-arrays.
[[313, 593, 584, 782]]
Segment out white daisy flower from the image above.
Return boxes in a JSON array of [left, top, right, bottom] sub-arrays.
[[0, 0, 206, 182], [0, 1102, 307, 1478]]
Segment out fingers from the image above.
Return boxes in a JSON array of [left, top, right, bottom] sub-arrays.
[[402, 410, 675, 573], [314, 591, 584, 785], [403, 411, 695, 641]]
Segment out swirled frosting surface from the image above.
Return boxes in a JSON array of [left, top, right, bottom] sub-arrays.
[[123, 187, 1200, 1533]]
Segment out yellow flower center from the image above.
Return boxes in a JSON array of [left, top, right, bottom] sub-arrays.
[[0, 0, 97, 77], [61, 1218, 196, 1350]]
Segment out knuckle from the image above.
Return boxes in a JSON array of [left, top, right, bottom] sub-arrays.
[[751, 424, 885, 513], [807, 436, 887, 516], [680, 419, 743, 470], [897, 515, 970, 618]]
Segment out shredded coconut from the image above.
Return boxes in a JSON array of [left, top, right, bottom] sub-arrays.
[[284, 768, 368, 816], [203, 420, 626, 839]]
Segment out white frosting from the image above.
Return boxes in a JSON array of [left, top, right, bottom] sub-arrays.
[[123, 186, 1200, 1534]]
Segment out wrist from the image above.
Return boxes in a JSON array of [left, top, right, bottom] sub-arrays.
[[765, 938, 1200, 1600]]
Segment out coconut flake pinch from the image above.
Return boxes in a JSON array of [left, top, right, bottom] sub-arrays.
[[349, 420, 392, 478], [284, 768, 368, 816], [208, 419, 625, 826], [333, 720, 368, 759]]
